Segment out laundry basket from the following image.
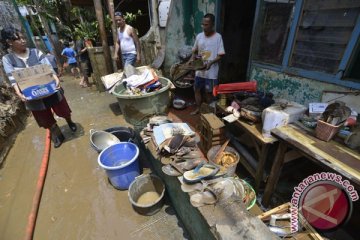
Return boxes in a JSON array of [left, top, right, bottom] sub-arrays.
[[315, 120, 342, 142]]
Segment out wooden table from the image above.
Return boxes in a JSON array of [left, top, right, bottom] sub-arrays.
[[262, 125, 360, 207], [216, 105, 277, 191]]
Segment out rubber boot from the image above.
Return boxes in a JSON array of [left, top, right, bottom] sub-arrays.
[[66, 119, 77, 132], [50, 124, 65, 148]]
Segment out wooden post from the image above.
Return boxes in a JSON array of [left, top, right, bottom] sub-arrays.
[[107, 0, 118, 47], [262, 141, 287, 207], [93, 0, 113, 74], [33, 1, 62, 69], [28, 9, 47, 51]]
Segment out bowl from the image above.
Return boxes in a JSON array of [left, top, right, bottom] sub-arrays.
[[90, 129, 121, 152], [173, 99, 186, 109]]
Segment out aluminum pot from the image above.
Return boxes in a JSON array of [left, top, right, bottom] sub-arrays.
[[90, 129, 120, 152]]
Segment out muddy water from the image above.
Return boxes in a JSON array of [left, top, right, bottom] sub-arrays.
[[0, 76, 187, 240], [137, 191, 160, 205]]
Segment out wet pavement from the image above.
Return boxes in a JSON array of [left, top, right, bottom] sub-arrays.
[[0, 75, 188, 240]]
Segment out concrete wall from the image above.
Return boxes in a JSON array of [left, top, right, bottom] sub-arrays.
[[249, 66, 349, 106], [163, 0, 216, 76]]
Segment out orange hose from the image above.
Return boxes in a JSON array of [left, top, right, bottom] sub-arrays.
[[24, 129, 51, 240]]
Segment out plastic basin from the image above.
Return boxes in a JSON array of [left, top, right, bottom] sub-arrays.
[[98, 142, 140, 190], [112, 77, 171, 128]]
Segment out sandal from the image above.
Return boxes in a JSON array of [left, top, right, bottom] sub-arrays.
[[173, 158, 204, 171], [190, 187, 220, 207], [178, 176, 203, 193], [183, 162, 220, 184], [162, 164, 182, 177]]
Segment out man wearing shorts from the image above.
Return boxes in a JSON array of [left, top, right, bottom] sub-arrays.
[[61, 41, 80, 78], [76, 37, 93, 87], [189, 13, 225, 115]]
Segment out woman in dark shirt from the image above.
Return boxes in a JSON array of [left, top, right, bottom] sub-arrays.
[[1, 27, 77, 148]]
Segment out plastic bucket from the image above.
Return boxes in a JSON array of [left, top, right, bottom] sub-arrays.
[[112, 76, 171, 128], [98, 142, 140, 190], [104, 126, 137, 143], [128, 174, 165, 216]]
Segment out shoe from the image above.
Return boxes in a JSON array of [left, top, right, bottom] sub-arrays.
[[190, 109, 199, 115], [52, 133, 65, 148], [190, 188, 219, 207], [68, 121, 77, 132], [183, 163, 220, 183]]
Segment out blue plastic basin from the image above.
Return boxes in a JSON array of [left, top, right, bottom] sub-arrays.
[[98, 142, 140, 189]]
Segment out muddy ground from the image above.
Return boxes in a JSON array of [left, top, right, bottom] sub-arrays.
[[0, 75, 188, 240]]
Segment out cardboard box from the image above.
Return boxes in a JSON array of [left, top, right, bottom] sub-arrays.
[[12, 64, 57, 100]]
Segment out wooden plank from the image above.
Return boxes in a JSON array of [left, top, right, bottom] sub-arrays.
[[238, 154, 257, 178], [296, 27, 352, 45], [300, 8, 359, 27], [291, 55, 339, 73], [304, 0, 360, 11], [294, 41, 346, 61], [284, 149, 302, 163], [271, 125, 360, 184], [255, 144, 271, 191], [298, 214, 325, 240], [258, 202, 291, 220], [262, 142, 288, 207], [258, 202, 325, 240]]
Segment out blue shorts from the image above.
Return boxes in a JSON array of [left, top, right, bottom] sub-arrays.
[[194, 76, 218, 93], [122, 53, 137, 66]]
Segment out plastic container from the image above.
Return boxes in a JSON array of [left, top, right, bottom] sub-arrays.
[[207, 145, 240, 177], [98, 142, 140, 190], [213, 81, 257, 96], [128, 174, 165, 215], [112, 77, 171, 128], [104, 126, 137, 143], [262, 101, 307, 138]]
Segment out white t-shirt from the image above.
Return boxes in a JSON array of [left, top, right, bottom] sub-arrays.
[[192, 32, 225, 80]]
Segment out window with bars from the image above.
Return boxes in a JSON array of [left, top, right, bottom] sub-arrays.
[[253, 0, 295, 65], [290, 0, 360, 74], [252, 0, 360, 87]]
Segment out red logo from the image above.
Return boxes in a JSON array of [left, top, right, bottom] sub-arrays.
[[299, 181, 351, 230]]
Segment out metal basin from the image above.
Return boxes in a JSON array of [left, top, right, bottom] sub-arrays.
[[90, 129, 121, 152]]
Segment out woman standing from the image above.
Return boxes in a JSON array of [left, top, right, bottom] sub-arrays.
[[1, 27, 77, 148]]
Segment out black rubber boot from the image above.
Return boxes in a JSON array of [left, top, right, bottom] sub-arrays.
[[50, 124, 65, 148], [67, 120, 77, 132]]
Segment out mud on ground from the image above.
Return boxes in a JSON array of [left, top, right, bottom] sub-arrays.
[[0, 85, 27, 166]]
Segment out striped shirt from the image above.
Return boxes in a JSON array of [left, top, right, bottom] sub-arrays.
[[2, 48, 62, 111]]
